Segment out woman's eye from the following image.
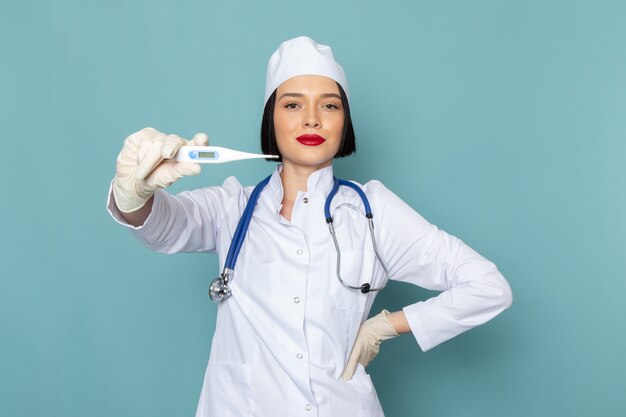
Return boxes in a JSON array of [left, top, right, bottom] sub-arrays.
[[323, 103, 339, 109], [284, 103, 299, 109]]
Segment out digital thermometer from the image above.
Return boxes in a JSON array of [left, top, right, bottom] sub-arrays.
[[175, 146, 279, 163]]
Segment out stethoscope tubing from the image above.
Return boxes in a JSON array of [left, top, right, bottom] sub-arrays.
[[210, 175, 391, 302], [325, 178, 372, 220], [222, 175, 272, 281], [326, 203, 391, 293]]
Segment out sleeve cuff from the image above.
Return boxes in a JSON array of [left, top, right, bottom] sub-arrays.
[[402, 302, 435, 352], [106, 180, 157, 230]]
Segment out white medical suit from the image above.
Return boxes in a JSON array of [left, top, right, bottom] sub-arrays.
[[107, 164, 512, 417]]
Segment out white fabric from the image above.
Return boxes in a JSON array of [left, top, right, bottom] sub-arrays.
[[264, 36, 350, 106], [106, 165, 512, 417]]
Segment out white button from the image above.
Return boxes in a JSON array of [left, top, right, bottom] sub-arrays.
[[303, 197, 309, 203], [305, 404, 312, 411], [296, 353, 303, 359], [293, 297, 300, 303], [296, 249, 303, 255]]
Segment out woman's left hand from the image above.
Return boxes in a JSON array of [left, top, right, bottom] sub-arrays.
[[342, 309, 399, 381]]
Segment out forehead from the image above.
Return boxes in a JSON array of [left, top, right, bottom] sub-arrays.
[[276, 75, 340, 95]]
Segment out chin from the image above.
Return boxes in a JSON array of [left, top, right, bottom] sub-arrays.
[[283, 156, 334, 169]]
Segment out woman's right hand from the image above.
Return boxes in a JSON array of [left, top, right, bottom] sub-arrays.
[[112, 127, 209, 213]]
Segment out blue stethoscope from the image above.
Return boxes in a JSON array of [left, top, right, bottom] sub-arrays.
[[209, 175, 391, 302]]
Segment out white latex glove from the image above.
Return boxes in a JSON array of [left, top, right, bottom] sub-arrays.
[[112, 127, 209, 213], [342, 309, 399, 381]]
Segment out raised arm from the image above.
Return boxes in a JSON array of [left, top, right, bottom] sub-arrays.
[[107, 127, 243, 254], [111, 127, 208, 224]]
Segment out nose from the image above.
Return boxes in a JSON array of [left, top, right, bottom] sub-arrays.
[[302, 106, 321, 129]]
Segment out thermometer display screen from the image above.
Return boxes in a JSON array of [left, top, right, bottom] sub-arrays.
[[198, 152, 216, 159]]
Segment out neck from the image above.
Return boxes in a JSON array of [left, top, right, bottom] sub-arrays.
[[279, 161, 331, 205]]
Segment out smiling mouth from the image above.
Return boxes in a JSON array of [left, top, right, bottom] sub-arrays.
[[296, 134, 326, 146]]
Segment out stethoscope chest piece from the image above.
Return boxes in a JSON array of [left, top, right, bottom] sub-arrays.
[[208, 175, 391, 303], [209, 274, 232, 302]]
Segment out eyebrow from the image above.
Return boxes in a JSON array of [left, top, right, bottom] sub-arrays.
[[277, 92, 341, 101]]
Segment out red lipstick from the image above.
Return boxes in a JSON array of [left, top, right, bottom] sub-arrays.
[[296, 134, 326, 146]]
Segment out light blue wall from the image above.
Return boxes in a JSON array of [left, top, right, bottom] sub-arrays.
[[1, 1, 625, 416]]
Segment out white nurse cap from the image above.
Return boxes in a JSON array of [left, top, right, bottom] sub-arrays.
[[264, 36, 350, 106]]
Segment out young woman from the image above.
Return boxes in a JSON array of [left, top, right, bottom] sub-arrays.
[[107, 36, 512, 417]]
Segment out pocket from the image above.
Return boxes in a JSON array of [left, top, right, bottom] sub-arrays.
[[230, 256, 282, 315], [328, 249, 372, 361], [351, 363, 374, 386], [328, 249, 369, 313], [349, 364, 385, 417], [329, 364, 382, 417], [197, 362, 252, 417]]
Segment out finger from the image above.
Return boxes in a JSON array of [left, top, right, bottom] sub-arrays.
[[136, 134, 187, 179], [136, 138, 166, 180], [143, 161, 182, 190], [117, 128, 161, 176], [341, 342, 361, 381], [341, 357, 358, 381], [161, 134, 186, 159], [173, 161, 202, 177], [138, 126, 160, 137], [191, 132, 209, 146], [127, 126, 161, 144], [143, 161, 200, 190]]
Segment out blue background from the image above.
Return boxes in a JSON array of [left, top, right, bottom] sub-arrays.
[[1, 0, 625, 416]]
